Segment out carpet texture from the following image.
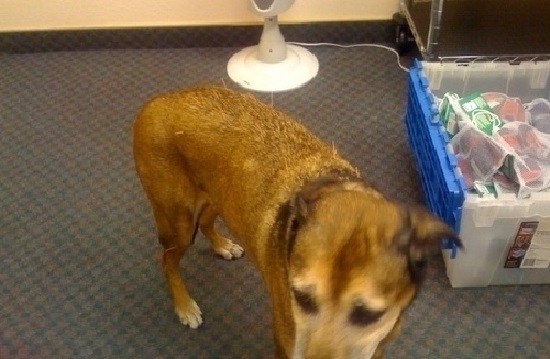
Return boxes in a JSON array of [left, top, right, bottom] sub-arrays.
[[1, 45, 549, 359]]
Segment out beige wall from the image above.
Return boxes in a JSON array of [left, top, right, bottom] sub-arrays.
[[0, 0, 400, 32]]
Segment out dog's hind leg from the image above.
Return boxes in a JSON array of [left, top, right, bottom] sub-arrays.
[[154, 206, 204, 329], [198, 202, 244, 260]]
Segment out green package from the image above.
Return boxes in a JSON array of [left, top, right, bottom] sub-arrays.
[[439, 93, 461, 138], [458, 92, 503, 136]]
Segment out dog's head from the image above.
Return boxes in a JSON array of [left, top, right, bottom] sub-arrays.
[[280, 177, 461, 359]]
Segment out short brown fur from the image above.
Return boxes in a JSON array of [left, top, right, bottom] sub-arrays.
[[133, 86, 459, 359]]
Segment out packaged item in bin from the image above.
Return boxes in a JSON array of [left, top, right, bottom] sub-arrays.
[[459, 92, 504, 135], [439, 93, 461, 138], [525, 98, 550, 134], [482, 92, 526, 123], [473, 181, 497, 198], [451, 123, 508, 189], [495, 122, 550, 197], [440, 92, 504, 138], [492, 173, 519, 199], [482, 92, 509, 108], [439, 91, 550, 198]]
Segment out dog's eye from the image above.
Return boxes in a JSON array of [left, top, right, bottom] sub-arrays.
[[292, 287, 318, 314], [349, 303, 385, 327]]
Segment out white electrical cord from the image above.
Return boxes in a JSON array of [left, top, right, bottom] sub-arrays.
[[288, 42, 410, 72]]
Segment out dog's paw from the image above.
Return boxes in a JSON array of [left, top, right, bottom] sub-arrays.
[[213, 239, 244, 260], [175, 300, 203, 329]]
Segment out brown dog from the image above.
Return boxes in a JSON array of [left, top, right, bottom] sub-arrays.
[[133, 86, 460, 359]]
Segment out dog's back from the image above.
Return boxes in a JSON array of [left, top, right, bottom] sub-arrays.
[[135, 86, 356, 249]]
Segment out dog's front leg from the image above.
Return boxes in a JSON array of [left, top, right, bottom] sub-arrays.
[[163, 244, 203, 328], [155, 208, 204, 329], [266, 278, 295, 359]]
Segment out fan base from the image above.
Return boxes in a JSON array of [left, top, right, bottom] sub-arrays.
[[227, 44, 319, 93]]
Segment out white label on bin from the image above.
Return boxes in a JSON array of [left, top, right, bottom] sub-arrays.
[[521, 220, 550, 269]]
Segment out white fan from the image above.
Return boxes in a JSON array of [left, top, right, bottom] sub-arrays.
[[227, 0, 319, 92]]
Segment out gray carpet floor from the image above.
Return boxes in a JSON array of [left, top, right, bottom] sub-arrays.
[[1, 45, 549, 359]]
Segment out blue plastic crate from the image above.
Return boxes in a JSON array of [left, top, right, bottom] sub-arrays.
[[405, 60, 465, 257]]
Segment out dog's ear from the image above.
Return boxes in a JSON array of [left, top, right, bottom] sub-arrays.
[[274, 191, 315, 262], [290, 176, 336, 224], [283, 173, 362, 258], [394, 206, 462, 282], [281, 180, 330, 259], [285, 187, 319, 254], [291, 187, 316, 223], [291, 170, 362, 223]]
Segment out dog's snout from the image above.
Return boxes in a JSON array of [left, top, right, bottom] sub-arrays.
[[303, 342, 337, 359], [302, 345, 375, 359]]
